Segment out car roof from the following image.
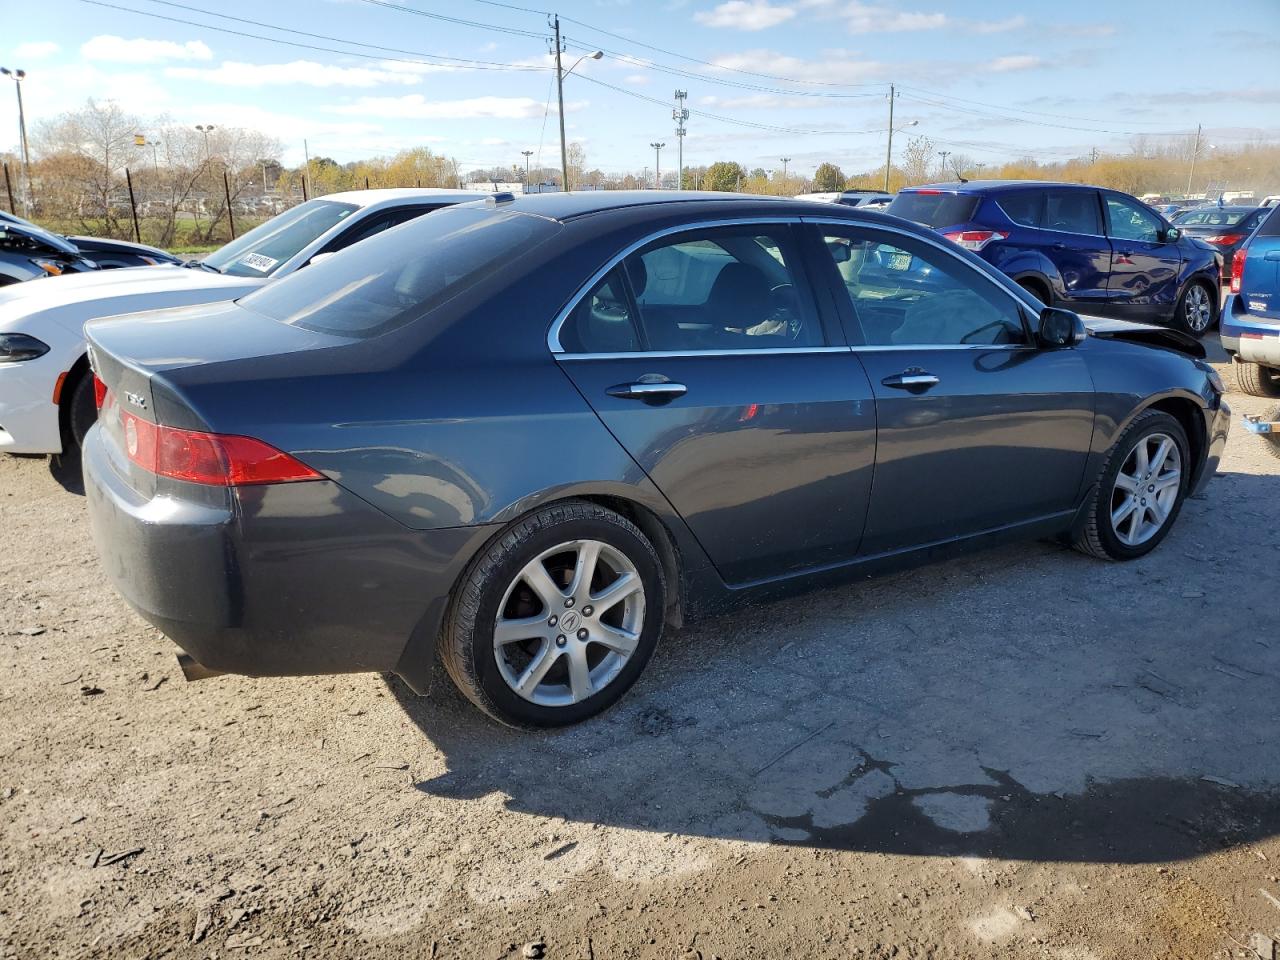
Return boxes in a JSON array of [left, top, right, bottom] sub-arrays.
[[461, 189, 804, 222], [900, 180, 1103, 193], [318, 187, 485, 207]]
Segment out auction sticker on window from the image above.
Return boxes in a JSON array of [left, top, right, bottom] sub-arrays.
[[238, 252, 278, 273]]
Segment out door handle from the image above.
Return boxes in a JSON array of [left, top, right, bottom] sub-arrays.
[[606, 380, 688, 401], [1264, 251, 1280, 262], [881, 371, 940, 390]]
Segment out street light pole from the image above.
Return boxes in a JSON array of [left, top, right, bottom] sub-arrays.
[[937, 150, 951, 179], [650, 142, 665, 188], [883, 83, 894, 193], [1, 68, 33, 216], [1186, 123, 1202, 195], [551, 16, 601, 193], [522, 149, 533, 190], [780, 156, 791, 187]]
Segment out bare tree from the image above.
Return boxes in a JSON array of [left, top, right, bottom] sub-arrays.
[[31, 99, 140, 234], [899, 135, 936, 186]]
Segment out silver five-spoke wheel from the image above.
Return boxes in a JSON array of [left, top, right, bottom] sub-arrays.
[[494, 539, 645, 707], [1110, 432, 1182, 546], [1183, 284, 1212, 333]]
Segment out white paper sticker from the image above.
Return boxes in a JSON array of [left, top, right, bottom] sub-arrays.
[[238, 252, 278, 273]]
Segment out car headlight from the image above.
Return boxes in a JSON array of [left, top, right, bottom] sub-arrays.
[[1195, 359, 1225, 395], [30, 258, 67, 276], [0, 333, 52, 363]]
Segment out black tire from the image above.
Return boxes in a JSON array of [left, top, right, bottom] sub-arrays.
[[66, 373, 98, 449], [440, 500, 666, 729], [1236, 360, 1280, 398], [1017, 279, 1050, 307], [1261, 405, 1280, 463], [1072, 410, 1191, 561], [1172, 280, 1217, 337]]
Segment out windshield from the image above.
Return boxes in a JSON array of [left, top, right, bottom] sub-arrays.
[[239, 205, 562, 338], [1173, 207, 1256, 226], [886, 191, 980, 228], [0, 216, 79, 255], [203, 199, 359, 277]]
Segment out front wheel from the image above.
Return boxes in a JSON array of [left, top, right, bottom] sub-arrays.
[[1174, 281, 1216, 337], [440, 501, 666, 728], [1073, 410, 1190, 560]]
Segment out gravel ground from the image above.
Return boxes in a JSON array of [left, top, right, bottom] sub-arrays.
[[2, 348, 1280, 960]]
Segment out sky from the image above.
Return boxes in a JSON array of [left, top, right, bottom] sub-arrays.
[[0, 0, 1278, 179]]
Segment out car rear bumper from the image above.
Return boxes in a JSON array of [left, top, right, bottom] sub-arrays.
[[1221, 303, 1280, 367], [82, 423, 500, 692], [0, 353, 64, 454]]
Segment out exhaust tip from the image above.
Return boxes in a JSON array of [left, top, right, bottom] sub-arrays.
[[177, 653, 224, 682]]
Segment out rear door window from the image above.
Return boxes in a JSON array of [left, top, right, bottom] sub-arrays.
[[886, 192, 979, 228], [997, 191, 1043, 227], [1043, 190, 1102, 235]]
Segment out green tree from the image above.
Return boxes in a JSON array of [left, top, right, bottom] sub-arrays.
[[812, 162, 845, 192], [701, 161, 746, 192]]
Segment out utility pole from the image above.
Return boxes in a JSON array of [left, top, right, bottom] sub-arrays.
[[302, 138, 311, 200], [1, 68, 33, 216], [673, 90, 688, 190], [883, 82, 895, 193], [521, 149, 533, 190], [650, 142, 665, 188], [553, 15, 568, 192], [1186, 123, 1202, 195], [937, 150, 951, 179], [780, 156, 791, 186]]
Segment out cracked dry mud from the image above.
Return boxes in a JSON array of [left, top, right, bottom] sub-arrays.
[[2, 347, 1279, 959]]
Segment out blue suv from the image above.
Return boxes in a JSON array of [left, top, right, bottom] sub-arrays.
[[887, 181, 1223, 336], [1221, 204, 1280, 397]]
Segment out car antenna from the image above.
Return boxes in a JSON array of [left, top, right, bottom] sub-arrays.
[[957, 175, 969, 184]]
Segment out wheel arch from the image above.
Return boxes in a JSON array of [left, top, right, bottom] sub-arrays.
[[1011, 271, 1052, 304], [1120, 393, 1208, 486]]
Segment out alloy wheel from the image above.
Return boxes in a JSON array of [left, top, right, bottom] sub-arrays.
[[1184, 284, 1212, 332], [493, 539, 645, 707], [1110, 432, 1182, 546]]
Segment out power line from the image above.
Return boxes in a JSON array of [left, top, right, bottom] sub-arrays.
[[75, 0, 550, 71], [134, 0, 548, 69], [355, 0, 546, 40], [896, 83, 1173, 127], [899, 91, 1193, 137]]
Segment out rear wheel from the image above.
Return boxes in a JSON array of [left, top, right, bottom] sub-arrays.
[[1174, 281, 1216, 336], [1073, 410, 1190, 561], [1236, 360, 1280, 398], [66, 373, 98, 449], [440, 500, 666, 728], [1017, 279, 1050, 306]]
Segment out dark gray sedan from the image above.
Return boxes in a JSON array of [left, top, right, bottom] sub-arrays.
[[82, 192, 1230, 728]]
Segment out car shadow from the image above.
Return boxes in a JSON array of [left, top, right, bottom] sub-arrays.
[[389, 470, 1280, 865], [49, 448, 85, 495]]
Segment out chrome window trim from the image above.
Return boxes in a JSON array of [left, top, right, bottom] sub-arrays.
[[558, 346, 851, 361], [547, 216, 808, 354], [546, 213, 1046, 356]]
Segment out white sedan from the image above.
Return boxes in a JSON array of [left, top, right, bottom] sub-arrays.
[[0, 188, 479, 455]]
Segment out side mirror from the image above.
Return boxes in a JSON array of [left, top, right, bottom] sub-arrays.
[[1163, 226, 1181, 242], [306, 251, 335, 268], [824, 238, 852, 263], [1037, 306, 1086, 348]]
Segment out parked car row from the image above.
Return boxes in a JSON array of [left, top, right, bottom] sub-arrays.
[[0, 209, 180, 285], [0, 189, 478, 454]]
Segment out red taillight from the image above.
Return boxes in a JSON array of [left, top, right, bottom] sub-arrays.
[[1202, 233, 1244, 246], [120, 411, 323, 486], [942, 229, 1009, 251], [1231, 246, 1247, 293], [93, 374, 108, 410], [915, 189, 943, 195]]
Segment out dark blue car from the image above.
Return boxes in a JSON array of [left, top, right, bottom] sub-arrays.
[[80, 192, 1229, 728], [1221, 205, 1280, 397], [887, 181, 1223, 336]]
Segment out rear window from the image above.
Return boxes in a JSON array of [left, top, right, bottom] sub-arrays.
[[886, 192, 979, 228], [1258, 206, 1280, 238], [1174, 207, 1257, 226], [239, 205, 561, 338]]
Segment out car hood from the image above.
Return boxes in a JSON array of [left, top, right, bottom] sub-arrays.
[[0, 264, 266, 340], [1081, 314, 1205, 359], [67, 234, 177, 260]]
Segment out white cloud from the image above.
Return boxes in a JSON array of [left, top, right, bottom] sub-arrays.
[[166, 60, 422, 88], [328, 94, 588, 120], [988, 55, 1041, 73], [709, 48, 883, 84], [802, 1, 945, 34], [12, 41, 60, 60], [623, 73, 650, 85], [81, 35, 213, 64], [969, 15, 1026, 33], [695, 0, 796, 31]]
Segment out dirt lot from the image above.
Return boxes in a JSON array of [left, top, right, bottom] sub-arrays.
[[2, 348, 1280, 960]]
